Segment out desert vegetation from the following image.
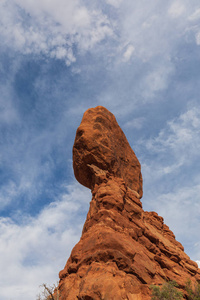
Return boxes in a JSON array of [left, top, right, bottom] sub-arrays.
[[37, 279, 200, 299], [150, 281, 183, 300], [185, 280, 200, 300], [37, 283, 59, 300], [151, 280, 200, 300]]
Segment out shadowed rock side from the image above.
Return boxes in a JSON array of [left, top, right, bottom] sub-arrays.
[[58, 106, 200, 300]]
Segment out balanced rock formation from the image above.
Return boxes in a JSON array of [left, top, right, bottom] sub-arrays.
[[58, 106, 200, 299]]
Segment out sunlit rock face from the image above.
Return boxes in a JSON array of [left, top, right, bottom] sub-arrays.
[[73, 106, 143, 198], [58, 106, 200, 300]]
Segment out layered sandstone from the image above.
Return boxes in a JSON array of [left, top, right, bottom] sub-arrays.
[[58, 106, 200, 299]]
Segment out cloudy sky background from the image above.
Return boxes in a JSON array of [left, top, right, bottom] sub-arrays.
[[1, 0, 200, 299]]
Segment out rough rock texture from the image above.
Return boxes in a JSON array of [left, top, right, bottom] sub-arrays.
[[73, 106, 143, 198], [58, 106, 200, 299]]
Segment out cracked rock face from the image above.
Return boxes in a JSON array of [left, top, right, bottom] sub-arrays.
[[58, 106, 200, 300]]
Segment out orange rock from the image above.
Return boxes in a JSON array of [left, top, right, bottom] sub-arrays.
[[58, 106, 199, 299], [73, 106, 143, 198]]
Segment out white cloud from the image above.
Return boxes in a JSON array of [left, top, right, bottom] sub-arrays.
[[0, 101, 79, 211], [145, 106, 200, 163], [91, 1, 200, 106], [15, 0, 91, 31], [1, 0, 199, 96], [149, 184, 200, 235], [0, 0, 114, 65], [138, 106, 200, 260], [124, 117, 145, 130], [188, 8, 200, 21], [105, 0, 122, 8], [0, 182, 91, 300], [143, 61, 175, 95], [195, 31, 200, 45], [111, 1, 200, 98], [142, 180, 200, 262], [187, 7, 200, 46], [0, 181, 19, 210], [123, 44, 135, 62], [118, 2, 171, 59], [168, 1, 186, 18], [1, 0, 200, 69]]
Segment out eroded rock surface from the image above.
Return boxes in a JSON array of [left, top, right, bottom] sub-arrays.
[[58, 106, 200, 300], [73, 106, 143, 198]]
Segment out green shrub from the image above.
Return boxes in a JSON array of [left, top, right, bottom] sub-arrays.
[[186, 280, 200, 300], [150, 280, 183, 300]]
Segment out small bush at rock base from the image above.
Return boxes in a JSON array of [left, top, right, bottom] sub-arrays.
[[186, 280, 200, 300], [150, 280, 183, 300]]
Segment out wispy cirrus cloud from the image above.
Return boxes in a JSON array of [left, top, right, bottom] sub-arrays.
[[144, 106, 200, 163], [138, 105, 200, 194], [138, 106, 200, 260]]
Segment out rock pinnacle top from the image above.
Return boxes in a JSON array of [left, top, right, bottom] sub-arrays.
[[73, 106, 143, 198]]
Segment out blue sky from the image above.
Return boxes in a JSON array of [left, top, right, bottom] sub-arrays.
[[1, 0, 200, 299]]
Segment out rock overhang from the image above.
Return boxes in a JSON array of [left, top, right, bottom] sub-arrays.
[[73, 106, 143, 198]]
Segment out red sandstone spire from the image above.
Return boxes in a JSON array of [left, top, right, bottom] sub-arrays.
[[58, 106, 200, 299]]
